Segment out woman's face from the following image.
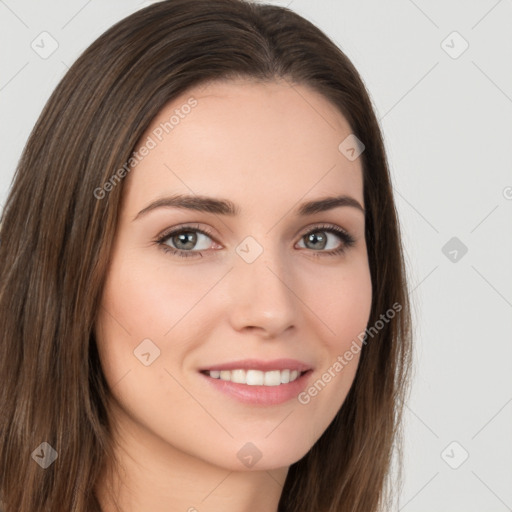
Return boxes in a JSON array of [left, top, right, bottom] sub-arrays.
[[95, 79, 372, 472]]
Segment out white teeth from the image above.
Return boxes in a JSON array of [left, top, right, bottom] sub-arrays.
[[205, 368, 304, 385], [246, 369, 263, 385], [264, 370, 281, 386], [231, 369, 246, 384]]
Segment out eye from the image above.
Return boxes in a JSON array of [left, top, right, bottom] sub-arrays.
[[296, 224, 356, 256], [156, 224, 217, 258], [155, 223, 356, 259]]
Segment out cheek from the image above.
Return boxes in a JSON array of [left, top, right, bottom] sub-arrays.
[[302, 257, 371, 396], [309, 256, 373, 348], [94, 252, 222, 390], [286, 260, 372, 451], [99, 253, 216, 337]]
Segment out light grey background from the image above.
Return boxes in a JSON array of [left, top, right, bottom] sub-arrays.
[[1, 1, 511, 511]]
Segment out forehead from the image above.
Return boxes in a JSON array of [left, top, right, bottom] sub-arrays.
[[124, 79, 364, 212]]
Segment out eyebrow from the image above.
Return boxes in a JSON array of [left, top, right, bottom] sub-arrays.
[[133, 193, 365, 221]]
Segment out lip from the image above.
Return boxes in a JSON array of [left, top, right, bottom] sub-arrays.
[[199, 358, 313, 372], [198, 366, 314, 406]]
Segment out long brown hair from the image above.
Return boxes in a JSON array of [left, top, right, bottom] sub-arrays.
[[0, 1, 412, 510]]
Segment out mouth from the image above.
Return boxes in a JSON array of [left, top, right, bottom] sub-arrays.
[[198, 367, 314, 406]]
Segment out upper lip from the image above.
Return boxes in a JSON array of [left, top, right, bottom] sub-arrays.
[[200, 358, 313, 373]]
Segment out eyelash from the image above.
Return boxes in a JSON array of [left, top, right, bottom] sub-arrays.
[[155, 223, 356, 259]]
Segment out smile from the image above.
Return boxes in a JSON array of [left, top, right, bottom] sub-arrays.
[[202, 368, 305, 386], [199, 369, 313, 406]]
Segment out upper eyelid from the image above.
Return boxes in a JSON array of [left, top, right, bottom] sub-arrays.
[[157, 224, 216, 242]]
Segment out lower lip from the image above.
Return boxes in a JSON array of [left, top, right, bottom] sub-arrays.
[[199, 370, 313, 405]]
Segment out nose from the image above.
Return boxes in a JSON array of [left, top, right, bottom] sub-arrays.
[[227, 241, 299, 338]]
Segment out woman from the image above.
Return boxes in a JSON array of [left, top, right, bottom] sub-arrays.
[[0, 1, 412, 511]]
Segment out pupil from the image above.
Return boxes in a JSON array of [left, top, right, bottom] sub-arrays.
[[307, 232, 326, 250], [174, 232, 196, 250]]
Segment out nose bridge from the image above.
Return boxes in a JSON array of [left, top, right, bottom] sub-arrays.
[[228, 234, 298, 335]]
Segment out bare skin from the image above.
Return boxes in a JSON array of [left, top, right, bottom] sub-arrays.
[[94, 78, 372, 512]]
